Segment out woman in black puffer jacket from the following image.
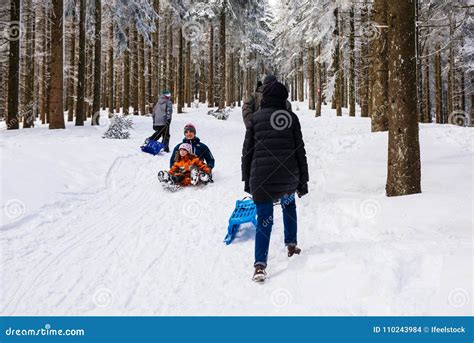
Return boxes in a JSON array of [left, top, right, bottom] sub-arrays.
[[241, 76, 309, 282]]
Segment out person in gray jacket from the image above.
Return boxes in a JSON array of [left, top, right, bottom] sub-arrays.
[[242, 75, 292, 129], [149, 90, 173, 152]]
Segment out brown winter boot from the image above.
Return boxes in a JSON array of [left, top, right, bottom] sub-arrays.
[[252, 265, 267, 283], [287, 246, 301, 257]]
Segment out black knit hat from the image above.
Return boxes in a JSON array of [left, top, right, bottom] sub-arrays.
[[262, 80, 289, 100], [263, 75, 277, 85]]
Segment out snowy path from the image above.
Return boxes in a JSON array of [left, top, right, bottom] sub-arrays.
[[1, 104, 472, 315]]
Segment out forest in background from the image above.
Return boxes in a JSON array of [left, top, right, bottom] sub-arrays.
[[0, 0, 473, 197], [1, 0, 472, 129]]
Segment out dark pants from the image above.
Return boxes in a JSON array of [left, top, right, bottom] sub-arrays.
[[150, 125, 170, 149], [254, 194, 297, 268]]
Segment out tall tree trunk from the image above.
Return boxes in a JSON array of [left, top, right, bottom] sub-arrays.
[[86, 38, 93, 118], [349, 7, 356, 117], [67, 7, 76, 122], [186, 41, 192, 106], [298, 51, 304, 102], [75, 0, 85, 126], [139, 36, 146, 115], [308, 46, 315, 110], [167, 22, 175, 97], [132, 28, 139, 115], [316, 44, 322, 117], [7, 0, 20, 129], [218, 4, 226, 110], [92, 0, 101, 124], [123, 27, 130, 115], [333, 7, 342, 116], [360, 2, 369, 117], [49, 0, 65, 129], [108, 23, 114, 116], [340, 17, 346, 109], [178, 27, 184, 113], [371, 0, 388, 131], [434, 46, 443, 124], [199, 62, 206, 103], [40, 2, 48, 124], [386, 0, 421, 197], [422, 52, 431, 123], [152, 0, 160, 100], [23, 0, 34, 128], [447, 9, 455, 118], [208, 24, 214, 106]]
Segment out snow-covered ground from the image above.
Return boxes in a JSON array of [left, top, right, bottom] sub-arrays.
[[1, 103, 472, 316]]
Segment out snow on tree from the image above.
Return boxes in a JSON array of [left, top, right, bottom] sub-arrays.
[[102, 115, 134, 139]]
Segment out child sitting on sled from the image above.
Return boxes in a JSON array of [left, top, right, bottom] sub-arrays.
[[158, 143, 213, 188]]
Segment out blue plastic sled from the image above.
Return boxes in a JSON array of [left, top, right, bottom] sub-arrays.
[[224, 197, 257, 245], [141, 139, 166, 156]]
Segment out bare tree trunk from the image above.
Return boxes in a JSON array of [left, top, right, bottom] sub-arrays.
[[108, 23, 114, 116], [86, 38, 94, 118], [152, 0, 160, 100], [199, 62, 206, 103], [447, 9, 455, 118], [40, 2, 48, 124], [340, 16, 346, 109], [92, 0, 101, 123], [298, 51, 304, 102], [67, 6, 76, 122], [75, 0, 85, 126], [49, 0, 65, 129], [123, 27, 130, 115], [132, 28, 139, 115], [177, 27, 184, 113], [208, 24, 214, 106], [23, 0, 35, 128], [386, 0, 421, 197], [139, 36, 146, 115], [434, 46, 443, 124], [360, 2, 369, 117], [316, 44, 322, 117], [308, 46, 315, 110], [349, 7, 355, 117], [7, 0, 20, 129], [422, 52, 431, 123], [218, 4, 226, 110], [371, 0, 388, 131], [333, 7, 342, 116]]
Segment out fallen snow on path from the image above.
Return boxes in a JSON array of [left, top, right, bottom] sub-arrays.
[[1, 103, 472, 316]]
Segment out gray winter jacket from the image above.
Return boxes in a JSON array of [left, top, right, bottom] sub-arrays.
[[242, 85, 292, 129], [153, 95, 173, 126]]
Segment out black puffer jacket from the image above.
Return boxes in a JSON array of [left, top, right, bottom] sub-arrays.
[[241, 95, 309, 203]]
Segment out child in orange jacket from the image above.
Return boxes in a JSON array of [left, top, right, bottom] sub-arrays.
[[168, 143, 211, 186]]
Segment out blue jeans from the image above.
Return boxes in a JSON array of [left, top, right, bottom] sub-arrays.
[[254, 194, 297, 267]]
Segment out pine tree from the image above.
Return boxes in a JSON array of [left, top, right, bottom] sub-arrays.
[[91, 0, 101, 124], [7, 0, 20, 130], [386, 0, 421, 197], [49, 0, 65, 129]]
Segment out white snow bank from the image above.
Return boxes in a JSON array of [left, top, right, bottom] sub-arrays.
[[0, 103, 472, 316]]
